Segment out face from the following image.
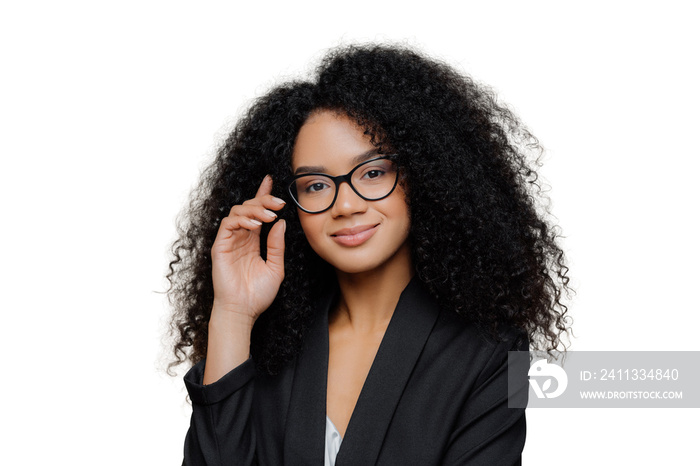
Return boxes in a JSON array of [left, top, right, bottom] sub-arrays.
[[291, 110, 411, 276]]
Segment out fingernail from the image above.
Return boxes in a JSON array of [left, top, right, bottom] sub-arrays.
[[272, 197, 286, 205], [264, 209, 277, 218], [281, 219, 286, 233], [250, 219, 262, 226]]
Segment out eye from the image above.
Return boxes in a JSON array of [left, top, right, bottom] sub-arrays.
[[359, 162, 393, 182], [363, 169, 385, 179], [302, 179, 332, 193]]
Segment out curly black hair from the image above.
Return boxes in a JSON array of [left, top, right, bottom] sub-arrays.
[[167, 44, 572, 375]]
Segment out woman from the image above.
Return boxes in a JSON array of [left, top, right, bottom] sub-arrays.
[[168, 44, 571, 465]]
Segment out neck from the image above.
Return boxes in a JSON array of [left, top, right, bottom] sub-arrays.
[[331, 242, 414, 334]]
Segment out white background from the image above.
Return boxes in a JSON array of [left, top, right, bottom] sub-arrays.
[[2, 1, 698, 464]]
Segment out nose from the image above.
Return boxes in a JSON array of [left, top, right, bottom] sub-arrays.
[[330, 180, 368, 217]]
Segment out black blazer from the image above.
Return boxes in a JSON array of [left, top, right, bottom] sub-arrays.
[[183, 277, 527, 465]]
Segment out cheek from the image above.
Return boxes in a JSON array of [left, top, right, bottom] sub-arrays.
[[389, 190, 411, 230], [298, 212, 325, 244]]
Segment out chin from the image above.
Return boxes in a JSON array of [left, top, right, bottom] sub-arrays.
[[332, 262, 383, 275], [324, 255, 386, 275]]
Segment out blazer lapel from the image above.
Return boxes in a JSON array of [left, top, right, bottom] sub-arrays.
[[283, 289, 335, 466], [336, 277, 440, 465]]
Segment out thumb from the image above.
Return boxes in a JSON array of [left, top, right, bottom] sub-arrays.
[[265, 219, 286, 278]]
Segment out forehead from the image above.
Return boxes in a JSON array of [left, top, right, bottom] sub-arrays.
[[291, 110, 377, 173]]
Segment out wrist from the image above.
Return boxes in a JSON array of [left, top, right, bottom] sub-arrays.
[[210, 303, 257, 330]]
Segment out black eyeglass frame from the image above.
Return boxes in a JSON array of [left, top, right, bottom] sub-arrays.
[[286, 155, 400, 214]]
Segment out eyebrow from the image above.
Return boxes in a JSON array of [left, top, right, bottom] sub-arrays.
[[293, 148, 382, 175]]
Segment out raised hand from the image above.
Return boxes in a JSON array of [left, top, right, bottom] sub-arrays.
[[204, 175, 286, 383], [210, 174, 287, 321]]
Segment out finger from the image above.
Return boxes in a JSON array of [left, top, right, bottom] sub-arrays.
[[228, 204, 279, 223], [212, 218, 257, 255], [255, 174, 273, 198], [265, 219, 286, 278], [217, 216, 262, 237], [258, 194, 287, 211], [239, 194, 286, 210], [215, 215, 262, 241]]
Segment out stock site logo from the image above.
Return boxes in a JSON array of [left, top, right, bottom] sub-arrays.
[[529, 359, 568, 399]]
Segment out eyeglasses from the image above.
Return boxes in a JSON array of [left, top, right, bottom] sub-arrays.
[[287, 155, 400, 214]]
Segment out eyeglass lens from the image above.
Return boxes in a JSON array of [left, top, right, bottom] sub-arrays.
[[291, 158, 398, 213]]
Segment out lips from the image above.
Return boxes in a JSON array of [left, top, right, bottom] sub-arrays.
[[330, 223, 379, 247]]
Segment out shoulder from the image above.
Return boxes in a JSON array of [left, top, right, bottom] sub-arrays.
[[419, 298, 528, 385]]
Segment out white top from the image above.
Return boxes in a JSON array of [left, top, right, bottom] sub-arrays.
[[324, 416, 343, 466]]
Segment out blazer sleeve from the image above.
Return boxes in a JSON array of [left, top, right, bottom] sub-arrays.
[[441, 336, 528, 466], [182, 358, 258, 466]]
